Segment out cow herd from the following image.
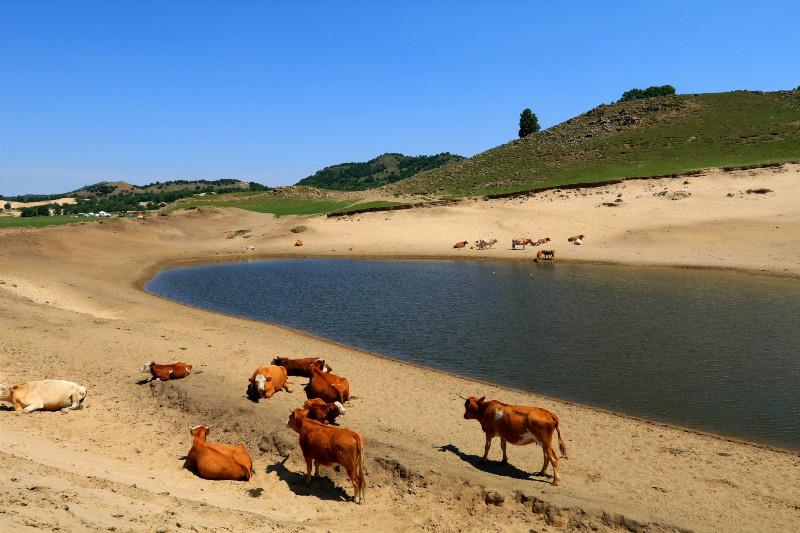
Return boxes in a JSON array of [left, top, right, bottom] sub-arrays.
[[1, 356, 568, 505], [455, 233, 588, 264]]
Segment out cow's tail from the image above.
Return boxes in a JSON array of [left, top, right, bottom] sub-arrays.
[[356, 436, 366, 503], [555, 417, 567, 459]]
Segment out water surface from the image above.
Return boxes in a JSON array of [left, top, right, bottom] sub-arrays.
[[146, 259, 800, 450]]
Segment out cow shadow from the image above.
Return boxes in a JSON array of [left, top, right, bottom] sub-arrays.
[[0, 405, 14, 412], [266, 456, 351, 502], [135, 378, 152, 385], [436, 444, 551, 483]]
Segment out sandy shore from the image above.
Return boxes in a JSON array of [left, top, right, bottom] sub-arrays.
[[1, 165, 799, 532]]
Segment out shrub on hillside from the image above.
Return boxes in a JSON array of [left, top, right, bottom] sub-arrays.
[[618, 85, 676, 102]]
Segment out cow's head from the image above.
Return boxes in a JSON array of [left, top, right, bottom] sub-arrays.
[[140, 361, 153, 373], [314, 359, 332, 373], [190, 425, 210, 440], [463, 396, 486, 420], [334, 401, 346, 416], [253, 373, 274, 397], [287, 408, 307, 433]]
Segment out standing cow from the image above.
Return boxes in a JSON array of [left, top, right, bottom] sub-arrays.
[[287, 408, 366, 503], [462, 396, 567, 485]]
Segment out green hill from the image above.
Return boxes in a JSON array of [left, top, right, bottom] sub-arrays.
[[387, 90, 800, 197], [297, 152, 464, 191]]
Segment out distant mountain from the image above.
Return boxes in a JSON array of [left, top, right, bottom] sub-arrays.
[[73, 179, 257, 197], [297, 152, 465, 191]]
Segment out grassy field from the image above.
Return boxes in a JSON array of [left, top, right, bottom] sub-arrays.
[[170, 191, 404, 216], [390, 90, 800, 197], [0, 215, 98, 229]]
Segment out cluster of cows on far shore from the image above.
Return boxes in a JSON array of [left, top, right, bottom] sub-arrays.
[[453, 234, 586, 263], [0, 357, 568, 504]]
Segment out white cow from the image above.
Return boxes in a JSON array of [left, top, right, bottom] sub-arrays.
[[0, 380, 87, 413]]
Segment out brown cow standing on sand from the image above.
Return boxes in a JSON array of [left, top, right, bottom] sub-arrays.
[[272, 357, 332, 378], [140, 361, 192, 381], [534, 249, 555, 262], [305, 366, 350, 404], [303, 398, 346, 424], [462, 396, 567, 485], [287, 408, 366, 503], [511, 237, 534, 250], [185, 425, 253, 481], [453, 240, 469, 249], [247, 365, 290, 401]]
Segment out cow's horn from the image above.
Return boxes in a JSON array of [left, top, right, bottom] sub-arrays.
[[457, 394, 468, 400]]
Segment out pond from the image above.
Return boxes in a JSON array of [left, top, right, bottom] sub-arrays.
[[146, 259, 800, 450]]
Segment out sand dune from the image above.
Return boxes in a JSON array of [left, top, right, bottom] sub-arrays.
[[1, 165, 799, 532]]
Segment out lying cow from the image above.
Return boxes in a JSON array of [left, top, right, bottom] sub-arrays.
[[568, 234, 585, 243], [462, 396, 567, 485], [140, 361, 192, 381], [305, 366, 350, 404], [272, 356, 332, 378], [287, 408, 366, 503], [303, 398, 346, 425], [247, 365, 290, 401], [534, 237, 551, 246], [453, 240, 469, 249], [0, 380, 87, 413], [511, 237, 534, 250], [295, 239, 304, 247], [185, 425, 252, 481], [475, 238, 498, 250], [534, 249, 555, 262]]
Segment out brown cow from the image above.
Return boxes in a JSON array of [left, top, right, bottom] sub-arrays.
[[304, 366, 350, 403], [534, 237, 551, 246], [567, 234, 585, 242], [303, 398, 346, 424], [463, 396, 567, 485], [272, 357, 332, 378], [453, 240, 469, 249], [295, 239, 304, 247], [140, 361, 192, 381], [185, 425, 252, 481], [511, 237, 534, 250], [534, 249, 555, 262], [247, 365, 290, 401], [287, 408, 366, 503]]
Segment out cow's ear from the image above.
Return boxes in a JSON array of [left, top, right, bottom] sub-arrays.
[[478, 396, 486, 403]]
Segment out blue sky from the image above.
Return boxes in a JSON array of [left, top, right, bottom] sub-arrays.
[[1, 0, 798, 195]]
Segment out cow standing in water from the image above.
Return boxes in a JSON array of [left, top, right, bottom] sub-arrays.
[[462, 396, 567, 485]]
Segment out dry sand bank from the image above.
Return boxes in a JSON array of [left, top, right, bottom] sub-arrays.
[[1, 165, 799, 532]]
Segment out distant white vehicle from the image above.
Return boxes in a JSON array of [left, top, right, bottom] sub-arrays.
[[97, 211, 111, 217], [87, 212, 95, 217]]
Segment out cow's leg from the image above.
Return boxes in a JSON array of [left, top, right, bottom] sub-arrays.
[[500, 438, 508, 463], [304, 456, 313, 485], [314, 461, 320, 478], [63, 392, 82, 412], [545, 446, 560, 486], [482, 435, 493, 461], [535, 445, 550, 477], [22, 402, 44, 413]]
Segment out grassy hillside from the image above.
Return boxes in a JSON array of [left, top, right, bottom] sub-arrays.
[[297, 152, 464, 191], [389, 90, 800, 197], [0, 215, 98, 229], [169, 189, 403, 216]]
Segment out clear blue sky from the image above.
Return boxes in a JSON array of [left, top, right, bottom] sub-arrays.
[[1, 0, 798, 196]]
